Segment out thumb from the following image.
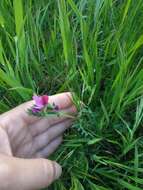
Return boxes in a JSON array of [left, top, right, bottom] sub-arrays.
[[0, 156, 62, 190]]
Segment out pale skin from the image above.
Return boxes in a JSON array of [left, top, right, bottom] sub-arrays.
[[0, 92, 76, 190]]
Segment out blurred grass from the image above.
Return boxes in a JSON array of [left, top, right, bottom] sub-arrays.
[[0, 0, 143, 189]]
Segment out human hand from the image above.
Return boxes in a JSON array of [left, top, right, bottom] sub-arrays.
[[0, 92, 76, 190]]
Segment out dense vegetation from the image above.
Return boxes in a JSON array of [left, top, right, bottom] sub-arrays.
[[0, 0, 143, 189]]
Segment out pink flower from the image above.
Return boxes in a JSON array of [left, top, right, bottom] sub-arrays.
[[32, 95, 49, 113]]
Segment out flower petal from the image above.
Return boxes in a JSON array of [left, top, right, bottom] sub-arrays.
[[41, 95, 49, 105], [32, 107, 41, 113], [33, 95, 43, 106]]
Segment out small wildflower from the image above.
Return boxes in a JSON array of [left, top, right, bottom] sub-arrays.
[[28, 94, 74, 118], [32, 95, 49, 113]]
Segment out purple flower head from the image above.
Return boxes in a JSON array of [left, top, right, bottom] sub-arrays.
[[32, 95, 49, 113]]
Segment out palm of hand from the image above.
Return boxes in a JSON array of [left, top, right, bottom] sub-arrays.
[[0, 93, 75, 158], [0, 93, 76, 190]]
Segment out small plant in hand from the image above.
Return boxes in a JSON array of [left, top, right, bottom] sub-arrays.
[[28, 95, 74, 118]]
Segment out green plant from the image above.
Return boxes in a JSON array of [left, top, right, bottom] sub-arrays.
[[0, 0, 143, 189]]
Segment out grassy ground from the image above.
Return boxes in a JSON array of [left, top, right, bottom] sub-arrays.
[[0, 0, 143, 189]]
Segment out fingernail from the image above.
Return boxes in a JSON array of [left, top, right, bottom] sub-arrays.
[[53, 162, 62, 180]]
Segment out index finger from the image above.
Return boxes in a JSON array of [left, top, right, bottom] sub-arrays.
[[1, 92, 74, 126]]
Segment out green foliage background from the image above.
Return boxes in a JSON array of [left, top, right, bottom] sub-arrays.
[[0, 0, 143, 189]]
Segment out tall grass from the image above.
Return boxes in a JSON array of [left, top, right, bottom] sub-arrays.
[[0, 0, 143, 189]]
